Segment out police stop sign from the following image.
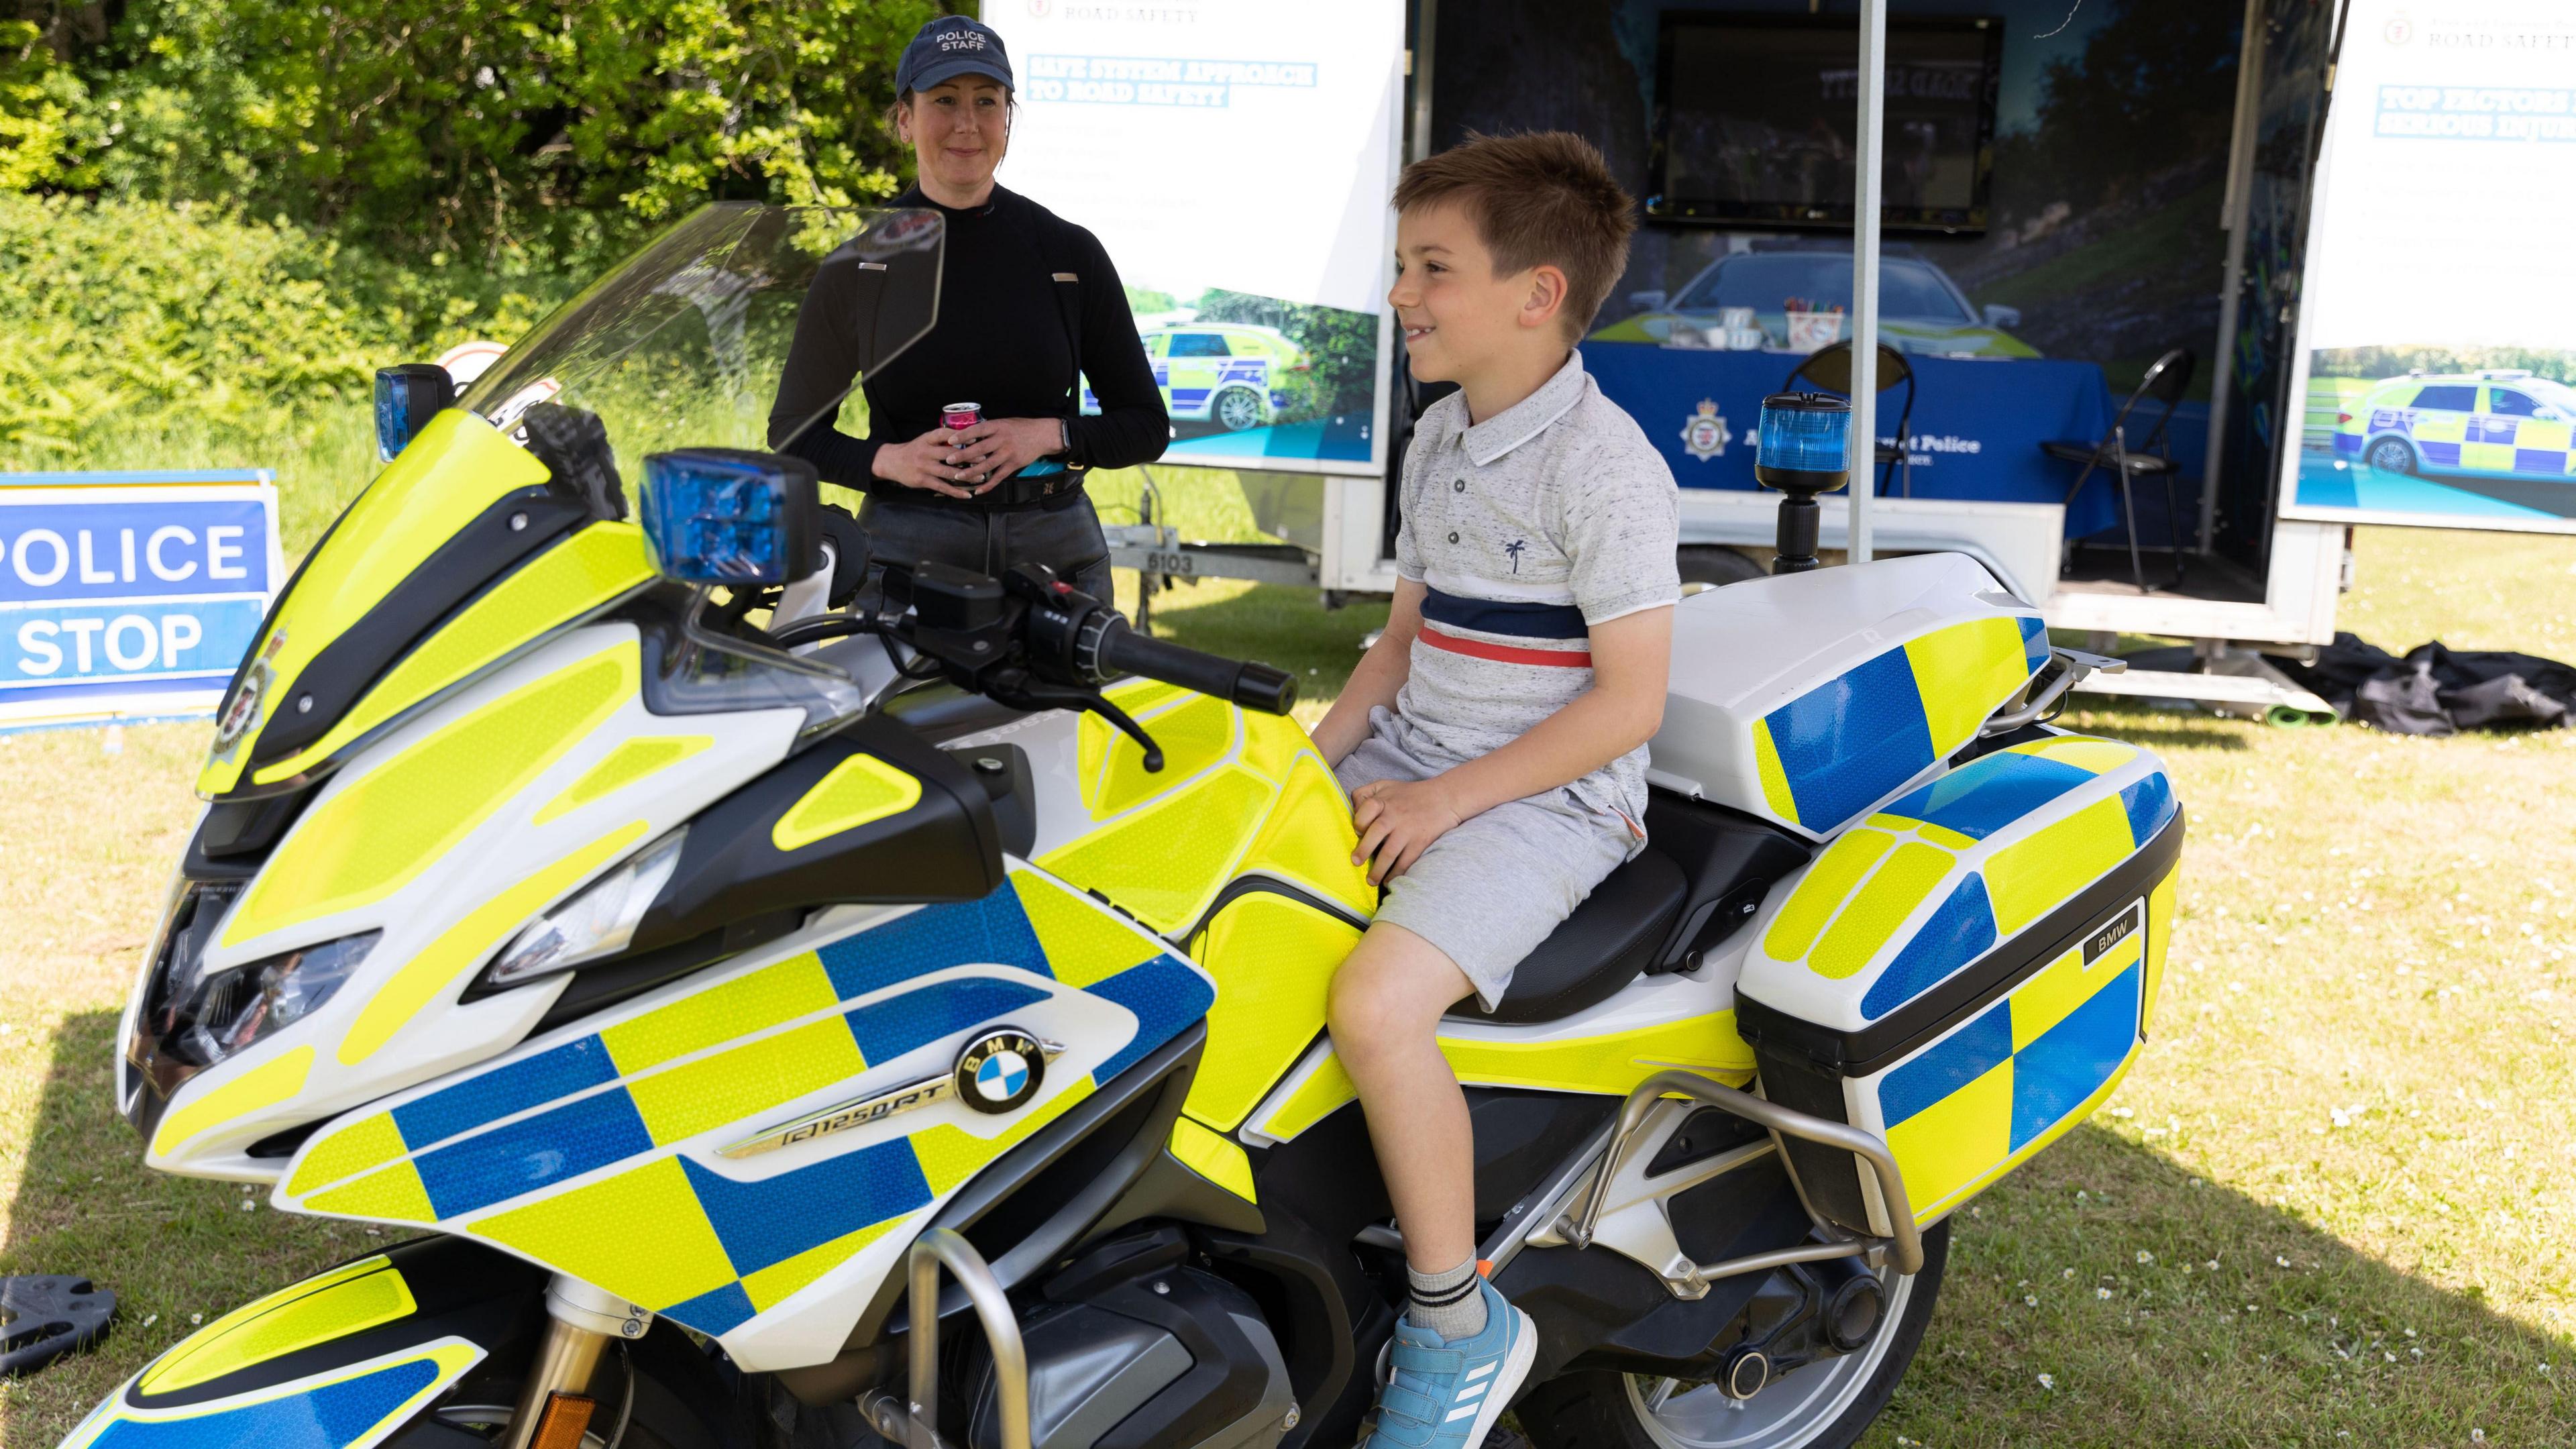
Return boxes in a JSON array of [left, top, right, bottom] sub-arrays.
[[0, 470, 282, 733]]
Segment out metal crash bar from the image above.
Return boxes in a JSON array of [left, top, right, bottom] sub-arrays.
[[1563, 1071, 1927, 1281], [861, 1230, 1031, 1449]]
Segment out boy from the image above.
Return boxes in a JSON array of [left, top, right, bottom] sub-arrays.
[[1313, 131, 1680, 1447]]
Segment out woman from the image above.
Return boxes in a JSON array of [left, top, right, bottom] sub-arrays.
[[771, 14, 1167, 605]]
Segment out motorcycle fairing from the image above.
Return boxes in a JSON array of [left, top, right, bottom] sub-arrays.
[[987, 682, 1381, 933], [940, 686, 1386, 1136], [241, 515, 657, 794], [138, 627, 807, 1173], [198, 411, 625, 799], [1648, 553, 2048, 841], [276, 866, 1214, 1370]]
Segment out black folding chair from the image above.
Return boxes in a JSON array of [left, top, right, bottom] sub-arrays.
[[2045, 348, 2194, 593], [1782, 341, 1915, 496]]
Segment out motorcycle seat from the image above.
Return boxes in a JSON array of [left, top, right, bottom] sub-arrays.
[[1466, 847, 1689, 1025]]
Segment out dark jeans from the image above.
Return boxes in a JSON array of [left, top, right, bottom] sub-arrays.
[[854, 492, 1114, 608]]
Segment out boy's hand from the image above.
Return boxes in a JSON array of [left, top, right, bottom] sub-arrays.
[[1350, 777, 1466, 885]]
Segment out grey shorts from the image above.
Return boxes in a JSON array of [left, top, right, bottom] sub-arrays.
[[1334, 709, 1642, 1012]]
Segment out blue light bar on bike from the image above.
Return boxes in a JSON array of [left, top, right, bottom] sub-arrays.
[[637, 447, 822, 587], [373, 364, 456, 462], [1754, 392, 1852, 491]]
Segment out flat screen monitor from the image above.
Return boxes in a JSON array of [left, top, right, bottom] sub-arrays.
[[1650, 14, 2003, 234]]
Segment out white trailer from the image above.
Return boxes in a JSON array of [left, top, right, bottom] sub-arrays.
[[1089, 0, 2571, 726]]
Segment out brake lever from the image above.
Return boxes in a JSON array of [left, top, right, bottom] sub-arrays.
[[988, 672, 1165, 772]]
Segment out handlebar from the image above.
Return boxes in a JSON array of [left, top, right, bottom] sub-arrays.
[[1090, 616, 1297, 716]]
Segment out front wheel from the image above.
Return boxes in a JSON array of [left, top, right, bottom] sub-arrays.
[[1518, 1222, 1951, 1449], [2365, 436, 2419, 476], [1214, 385, 1267, 432]]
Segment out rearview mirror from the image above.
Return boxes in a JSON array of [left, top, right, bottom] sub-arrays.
[[374, 364, 457, 462], [637, 448, 822, 588], [1982, 303, 2022, 330], [1627, 289, 1668, 314]]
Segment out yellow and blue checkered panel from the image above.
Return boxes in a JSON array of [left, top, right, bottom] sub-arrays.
[[1759, 735, 2176, 1027], [76, 1348, 474, 1449], [1877, 924, 2145, 1219], [286, 880, 1214, 1340], [1748, 616, 2044, 834]]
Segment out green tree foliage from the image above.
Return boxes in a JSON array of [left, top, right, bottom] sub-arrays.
[[0, 193, 557, 458], [5, 0, 951, 270]]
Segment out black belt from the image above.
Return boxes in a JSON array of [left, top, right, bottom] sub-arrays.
[[920, 468, 1085, 512]]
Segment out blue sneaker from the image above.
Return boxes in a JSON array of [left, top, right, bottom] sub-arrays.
[[1362, 1277, 1536, 1449]]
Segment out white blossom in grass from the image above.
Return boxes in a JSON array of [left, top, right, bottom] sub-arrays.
[[2062, 1268, 2076, 1279], [141, 1315, 156, 1328], [2206, 1259, 2221, 1272], [2036, 1373, 2055, 1391], [2275, 1254, 2291, 1268], [2025, 1295, 2038, 1307], [2137, 1250, 2155, 1265], [189, 1313, 201, 1325]]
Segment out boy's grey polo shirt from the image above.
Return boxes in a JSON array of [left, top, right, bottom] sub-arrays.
[[1391, 349, 1681, 822]]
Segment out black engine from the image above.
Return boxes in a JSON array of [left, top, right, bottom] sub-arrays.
[[965, 1229, 1297, 1449]]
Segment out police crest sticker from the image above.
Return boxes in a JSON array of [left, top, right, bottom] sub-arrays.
[[956, 1028, 1057, 1114], [1680, 400, 1729, 462]]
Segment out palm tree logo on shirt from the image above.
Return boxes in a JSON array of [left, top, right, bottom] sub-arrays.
[[1503, 539, 1527, 573]]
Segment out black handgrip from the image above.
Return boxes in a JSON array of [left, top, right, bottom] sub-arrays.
[[1230, 661, 1297, 716], [1095, 621, 1299, 715]]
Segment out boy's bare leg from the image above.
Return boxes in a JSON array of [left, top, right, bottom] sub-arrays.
[[1328, 922, 1478, 1276]]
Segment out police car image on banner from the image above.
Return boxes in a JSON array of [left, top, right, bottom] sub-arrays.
[[2321, 372, 2576, 520]]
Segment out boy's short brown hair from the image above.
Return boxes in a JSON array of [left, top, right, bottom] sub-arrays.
[[1392, 131, 1636, 343]]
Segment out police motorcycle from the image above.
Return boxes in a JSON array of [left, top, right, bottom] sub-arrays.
[[86, 204, 2182, 1449]]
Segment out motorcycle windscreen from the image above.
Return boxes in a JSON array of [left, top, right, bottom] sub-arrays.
[[198, 204, 944, 800]]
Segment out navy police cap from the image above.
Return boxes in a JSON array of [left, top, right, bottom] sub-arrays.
[[896, 16, 1014, 95]]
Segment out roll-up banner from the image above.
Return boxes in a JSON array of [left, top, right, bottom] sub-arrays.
[[983, 0, 1403, 476], [2281, 0, 2576, 533], [0, 471, 283, 734]]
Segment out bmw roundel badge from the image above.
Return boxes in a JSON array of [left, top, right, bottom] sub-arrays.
[[955, 1028, 1050, 1115]]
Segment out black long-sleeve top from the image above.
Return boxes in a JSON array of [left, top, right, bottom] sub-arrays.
[[769, 184, 1167, 502]]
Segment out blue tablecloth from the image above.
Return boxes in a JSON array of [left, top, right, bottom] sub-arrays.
[[1584, 343, 2122, 539]]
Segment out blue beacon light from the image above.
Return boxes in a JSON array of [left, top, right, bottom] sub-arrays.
[[637, 448, 822, 587], [1753, 391, 1851, 576]]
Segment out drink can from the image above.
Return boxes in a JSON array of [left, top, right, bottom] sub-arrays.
[[941, 402, 982, 431]]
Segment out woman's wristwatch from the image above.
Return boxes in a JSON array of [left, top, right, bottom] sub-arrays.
[[1055, 417, 1087, 472]]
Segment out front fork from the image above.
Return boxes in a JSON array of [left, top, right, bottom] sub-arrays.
[[506, 1278, 654, 1449]]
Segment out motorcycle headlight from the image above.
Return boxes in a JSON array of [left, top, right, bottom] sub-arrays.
[[482, 832, 686, 989], [138, 882, 378, 1073]]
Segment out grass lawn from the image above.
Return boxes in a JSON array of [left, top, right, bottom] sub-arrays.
[[1, 520, 2571, 1446]]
